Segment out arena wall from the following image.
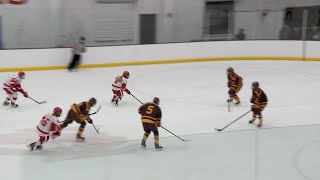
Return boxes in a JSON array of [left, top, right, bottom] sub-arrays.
[[0, 41, 319, 72]]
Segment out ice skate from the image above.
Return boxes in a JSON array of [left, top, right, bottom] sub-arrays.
[[257, 124, 262, 128], [226, 99, 233, 103], [27, 142, 36, 151], [76, 133, 85, 141], [35, 145, 43, 150], [112, 99, 118, 106], [11, 102, 18, 108], [235, 100, 240, 105], [248, 120, 255, 124], [3, 101, 9, 106], [155, 143, 163, 151], [141, 140, 146, 149]]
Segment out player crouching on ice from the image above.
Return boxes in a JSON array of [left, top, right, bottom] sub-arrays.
[[111, 71, 131, 106], [57, 98, 97, 141], [27, 107, 62, 151], [2, 71, 28, 108]]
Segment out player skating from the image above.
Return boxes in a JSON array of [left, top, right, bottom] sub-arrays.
[[111, 71, 131, 106], [226, 67, 243, 104], [27, 107, 62, 151], [249, 82, 268, 127], [58, 98, 97, 141], [2, 71, 28, 108], [138, 97, 163, 151]]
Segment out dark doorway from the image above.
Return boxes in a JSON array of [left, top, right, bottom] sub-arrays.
[[140, 14, 156, 44]]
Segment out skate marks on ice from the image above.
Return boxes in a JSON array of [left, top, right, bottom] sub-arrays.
[[0, 127, 135, 160]]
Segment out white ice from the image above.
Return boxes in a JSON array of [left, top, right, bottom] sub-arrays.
[[0, 61, 320, 180]]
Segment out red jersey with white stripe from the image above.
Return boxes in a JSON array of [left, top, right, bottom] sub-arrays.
[[112, 75, 128, 91], [2, 75, 24, 93], [36, 113, 59, 135]]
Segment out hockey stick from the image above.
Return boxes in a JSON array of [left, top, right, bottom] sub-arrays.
[[90, 106, 101, 134], [92, 123, 99, 134], [28, 97, 47, 104], [160, 126, 190, 142], [89, 105, 101, 116], [131, 94, 143, 104], [215, 110, 251, 132]]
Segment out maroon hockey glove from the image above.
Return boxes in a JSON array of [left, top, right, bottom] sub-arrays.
[[23, 92, 28, 98], [125, 89, 131, 94]]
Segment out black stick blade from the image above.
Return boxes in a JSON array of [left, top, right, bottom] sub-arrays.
[[215, 128, 223, 131]]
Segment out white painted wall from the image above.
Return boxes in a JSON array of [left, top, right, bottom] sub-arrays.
[[1, 0, 320, 48], [0, 41, 319, 69], [305, 41, 320, 57], [0, 0, 53, 48]]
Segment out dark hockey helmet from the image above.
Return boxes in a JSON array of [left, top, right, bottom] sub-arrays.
[[89, 97, 97, 107], [251, 82, 259, 90], [79, 36, 86, 44], [18, 71, 26, 79], [123, 71, 130, 79], [153, 97, 160, 105], [53, 107, 62, 117], [227, 67, 234, 74]]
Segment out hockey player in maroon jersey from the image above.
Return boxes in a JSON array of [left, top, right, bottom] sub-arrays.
[[139, 97, 163, 150], [27, 107, 62, 151], [226, 67, 243, 104], [111, 71, 131, 106], [249, 82, 268, 127], [58, 98, 97, 141], [2, 71, 28, 108]]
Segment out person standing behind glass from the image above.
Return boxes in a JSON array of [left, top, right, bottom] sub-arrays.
[[68, 37, 86, 72], [235, 29, 246, 40]]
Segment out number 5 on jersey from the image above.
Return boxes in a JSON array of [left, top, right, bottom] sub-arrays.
[[146, 106, 154, 114]]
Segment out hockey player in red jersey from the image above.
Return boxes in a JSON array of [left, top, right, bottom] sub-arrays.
[[111, 71, 131, 106], [27, 107, 62, 151], [2, 71, 28, 108]]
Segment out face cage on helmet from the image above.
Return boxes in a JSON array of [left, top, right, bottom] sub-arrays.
[[251, 83, 259, 90], [54, 111, 62, 117], [124, 73, 130, 79], [90, 99, 96, 107], [19, 73, 25, 79]]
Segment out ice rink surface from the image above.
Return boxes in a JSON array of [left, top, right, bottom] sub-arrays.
[[0, 60, 320, 180]]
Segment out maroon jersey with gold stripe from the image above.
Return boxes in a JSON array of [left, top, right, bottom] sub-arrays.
[[251, 88, 268, 105], [138, 102, 162, 124], [228, 72, 242, 88], [72, 102, 90, 116]]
